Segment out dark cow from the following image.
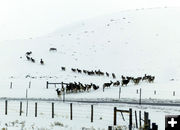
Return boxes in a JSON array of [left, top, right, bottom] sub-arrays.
[[71, 68, 76, 72], [40, 59, 44, 65], [121, 79, 130, 86], [56, 88, 61, 96], [92, 83, 99, 90], [26, 51, 32, 55], [121, 75, 126, 80], [49, 48, 57, 51], [112, 73, 116, 79], [106, 72, 109, 77], [103, 81, 113, 91], [113, 81, 120, 86], [83, 70, 87, 74], [26, 56, 30, 60], [133, 77, 142, 85], [148, 76, 155, 83], [77, 68, 82, 73], [61, 67, 66, 71], [31, 58, 35, 63]]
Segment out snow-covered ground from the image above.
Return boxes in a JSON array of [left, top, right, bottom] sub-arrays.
[[1, 7, 180, 129], [0, 101, 180, 130]]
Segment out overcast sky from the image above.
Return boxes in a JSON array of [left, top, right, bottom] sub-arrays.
[[0, 0, 180, 42]]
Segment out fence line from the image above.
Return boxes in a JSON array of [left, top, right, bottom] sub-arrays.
[[0, 100, 159, 129]]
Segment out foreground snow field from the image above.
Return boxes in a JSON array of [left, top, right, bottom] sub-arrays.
[[1, 7, 180, 129], [0, 101, 179, 130]]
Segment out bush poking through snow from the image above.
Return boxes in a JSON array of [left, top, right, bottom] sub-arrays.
[[54, 122, 63, 127]]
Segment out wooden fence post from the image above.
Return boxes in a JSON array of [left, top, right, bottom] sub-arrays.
[[52, 102, 54, 118], [46, 81, 48, 89], [62, 82, 65, 102], [173, 91, 175, 96], [108, 126, 112, 130], [139, 111, 142, 128], [148, 119, 151, 130], [26, 101, 28, 117], [114, 107, 117, 125], [26, 88, 28, 117], [152, 123, 158, 130], [35, 102, 37, 117], [70, 103, 72, 120], [144, 112, 149, 130], [139, 88, 142, 105], [119, 86, 121, 99], [129, 108, 132, 130], [10, 82, 12, 89], [20, 102, 22, 116], [29, 81, 31, 88], [91, 105, 93, 122], [135, 110, 138, 128], [5, 100, 7, 115]]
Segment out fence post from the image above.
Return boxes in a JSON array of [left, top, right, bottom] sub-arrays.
[[70, 103, 72, 120], [46, 81, 48, 89], [91, 105, 93, 122], [29, 81, 31, 88], [144, 112, 149, 130], [35, 102, 37, 117], [26, 88, 28, 117], [5, 100, 7, 115], [154, 90, 156, 95], [26, 89, 28, 98], [139, 111, 142, 129], [52, 102, 54, 118], [119, 86, 121, 99], [139, 88, 142, 105], [129, 108, 132, 130], [148, 119, 151, 130], [108, 126, 112, 130], [26, 101, 28, 116], [20, 102, 22, 116], [10, 82, 12, 89], [137, 89, 138, 94], [62, 82, 65, 102], [114, 107, 117, 125], [173, 91, 175, 96], [135, 110, 138, 128], [152, 123, 158, 130]]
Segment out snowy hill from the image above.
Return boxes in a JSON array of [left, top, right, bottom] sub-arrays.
[[1, 7, 180, 130], [0, 7, 180, 100]]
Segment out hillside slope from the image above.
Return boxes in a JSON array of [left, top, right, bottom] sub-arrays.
[[1, 7, 180, 87]]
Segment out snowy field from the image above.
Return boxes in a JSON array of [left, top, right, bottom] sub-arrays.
[[0, 7, 180, 129], [0, 101, 180, 130]]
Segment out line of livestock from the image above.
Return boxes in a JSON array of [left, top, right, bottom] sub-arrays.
[[56, 82, 99, 96], [25, 51, 44, 65], [103, 74, 155, 91], [61, 67, 116, 79], [25, 48, 57, 65], [55, 74, 155, 96]]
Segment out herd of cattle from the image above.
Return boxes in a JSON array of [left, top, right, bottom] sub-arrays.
[[103, 74, 155, 91], [56, 82, 99, 96], [55, 74, 155, 96], [25, 48, 57, 65], [61, 67, 116, 78], [24, 50, 155, 96], [25, 51, 44, 65]]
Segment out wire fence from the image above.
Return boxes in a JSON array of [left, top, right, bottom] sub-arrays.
[[0, 100, 143, 128]]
